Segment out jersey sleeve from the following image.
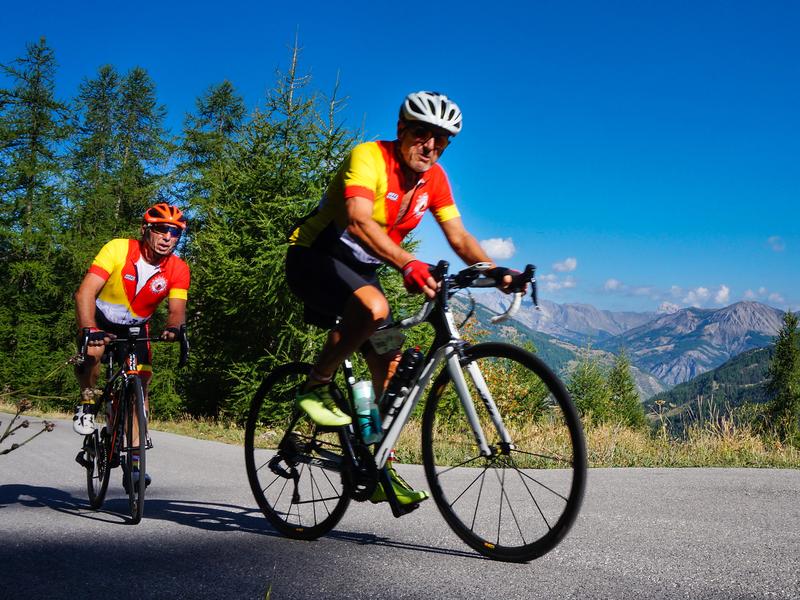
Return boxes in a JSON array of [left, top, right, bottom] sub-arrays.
[[167, 259, 190, 301], [429, 167, 460, 223], [88, 239, 127, 280], [342, 143, 380, 201]]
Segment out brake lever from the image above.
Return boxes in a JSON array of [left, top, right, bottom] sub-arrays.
[[178, 324, 190, 367]]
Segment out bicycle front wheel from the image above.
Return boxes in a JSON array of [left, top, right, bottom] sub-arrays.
[[422, 342, 587, 562], [85, 423, 111, 509], [245, 362, 352, 540], [123, 378, 147, 524]]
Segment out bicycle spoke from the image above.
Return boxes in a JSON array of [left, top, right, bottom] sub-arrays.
[[245, 362, 352, 540], [423, 343, 586, 562]]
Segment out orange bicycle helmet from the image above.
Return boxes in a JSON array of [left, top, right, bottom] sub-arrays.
[[142, 203, 187, 229]]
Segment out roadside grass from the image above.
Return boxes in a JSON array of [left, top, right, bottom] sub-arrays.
[[3, 401, 798, 468]]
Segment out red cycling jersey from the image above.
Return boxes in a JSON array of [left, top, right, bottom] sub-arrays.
[[288, 140, 460, 266], [88, 238, 190, 325]]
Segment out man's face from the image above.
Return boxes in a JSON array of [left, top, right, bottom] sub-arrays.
[[142, 223, 182, 257], [397, 122, 452, 173]]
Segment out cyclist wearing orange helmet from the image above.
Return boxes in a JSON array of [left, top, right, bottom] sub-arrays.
[[72, 203, 190, 486]]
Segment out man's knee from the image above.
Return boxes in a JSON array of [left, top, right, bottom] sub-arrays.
[[352, 286, 390, 325]]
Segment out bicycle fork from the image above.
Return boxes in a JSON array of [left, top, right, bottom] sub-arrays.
[[449, 351, 515, 455]]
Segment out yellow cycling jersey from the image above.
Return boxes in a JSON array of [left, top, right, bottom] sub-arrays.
[[288, 140, 460, 265], [88, 239, 190, 325]]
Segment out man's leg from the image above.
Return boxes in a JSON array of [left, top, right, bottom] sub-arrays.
[[296, 285, 390, 426], [361, 334, 429, 506], [309, 285, 390, 381], [73, 345, 103, 435]]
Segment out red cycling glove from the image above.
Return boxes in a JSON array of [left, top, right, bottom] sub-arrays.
[[402, 260, 432, 293]]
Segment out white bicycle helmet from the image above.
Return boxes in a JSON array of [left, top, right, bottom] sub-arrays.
[[400, 91, 463, 136]]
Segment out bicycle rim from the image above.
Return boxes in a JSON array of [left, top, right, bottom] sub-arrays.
[[124, 378, 147, 524], [422, 342, 587, 562], [245, 362, 352, 540], [85, 423, 111, 509]]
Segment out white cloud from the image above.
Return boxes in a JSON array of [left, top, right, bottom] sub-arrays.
[[741, 287, 786, 307], [480, 237, 516, 260], [683, 287, 710, 307], [604, 278, 623, 291], [658, 302, 681, 314], [552, 257, 577, 272], [714, 285, 730, 304], [633, 286, 655, 297], [767, 236, 785, 252], [544, 276, 577, 292], [768, 292, 785, 303]]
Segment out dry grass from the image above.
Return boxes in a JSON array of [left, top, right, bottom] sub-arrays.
[[3, 401, 797, 468], [586, 420, 799, 468]]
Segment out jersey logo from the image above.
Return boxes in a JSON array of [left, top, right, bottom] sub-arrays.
[[386, 192, 399, 201], [149, 275, 168, 295], [124, 274, 135, 281], [413, 192, 429, 218]]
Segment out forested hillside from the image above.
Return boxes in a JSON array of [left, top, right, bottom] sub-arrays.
[[645, 346, 773, 415], [0, 37, 421, 422]]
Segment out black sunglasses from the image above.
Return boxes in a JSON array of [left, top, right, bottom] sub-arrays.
[[149, 224, 183, 238], [406, 124, 451, 151]]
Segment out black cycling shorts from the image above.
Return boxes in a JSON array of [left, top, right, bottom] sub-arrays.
[[286, 244, 390, 330]]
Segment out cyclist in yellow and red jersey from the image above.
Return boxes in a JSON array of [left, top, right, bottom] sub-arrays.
[[286, 91, 516, 505], [73, 203, 190, 485]]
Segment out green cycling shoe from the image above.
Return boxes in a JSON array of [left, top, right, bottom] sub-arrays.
[[295, 384, 352, 427], [370, 464, 429, 506]]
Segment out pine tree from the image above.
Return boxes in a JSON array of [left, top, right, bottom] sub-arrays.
[[182, 44, 356, 420], [567, 347, 612, 423], [183, 80, 245, 168], [68, 64, 122, 241], [767, 312, 800, 444], [113, 66, 172, 225], [607, 348, 646, 428], [0, 38, 73, 401]]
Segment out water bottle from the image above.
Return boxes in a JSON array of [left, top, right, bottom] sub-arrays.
[[352, 380, 381, 444], [380, 347, 424, 424]]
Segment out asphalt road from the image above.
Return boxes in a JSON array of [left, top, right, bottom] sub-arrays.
[[1, 413, 798, 600]]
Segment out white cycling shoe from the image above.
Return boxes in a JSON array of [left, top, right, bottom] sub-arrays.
[[72, 404, 96, 435]]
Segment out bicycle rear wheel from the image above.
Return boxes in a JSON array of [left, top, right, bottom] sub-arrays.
[[85, 418, 111, 509], [422, 342, 587, 562], [245, 362, 352, 540], [123, 378, 147, 524]]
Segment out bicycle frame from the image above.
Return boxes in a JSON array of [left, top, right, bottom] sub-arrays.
[[357, 264, 517, 470]]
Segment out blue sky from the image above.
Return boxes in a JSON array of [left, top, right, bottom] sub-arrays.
[[4, 0, 798, 313]]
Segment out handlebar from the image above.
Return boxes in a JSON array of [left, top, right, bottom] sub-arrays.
[[392, 261, 538, 329], [79, 324, 190, 367]]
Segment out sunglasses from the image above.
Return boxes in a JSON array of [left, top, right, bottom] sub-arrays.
[[406, 124, 451, 151], [149, 224, 183, 238]]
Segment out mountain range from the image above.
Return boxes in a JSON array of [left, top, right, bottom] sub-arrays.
[[474, 293, 786, 390], [645, 346, 773, 419]]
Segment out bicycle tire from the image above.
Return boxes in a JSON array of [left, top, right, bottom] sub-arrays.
[[421, 342, 587, 562], [85, 422, 111, 509], [124, 377, 147, 524], [245, 362, 352, 540]]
